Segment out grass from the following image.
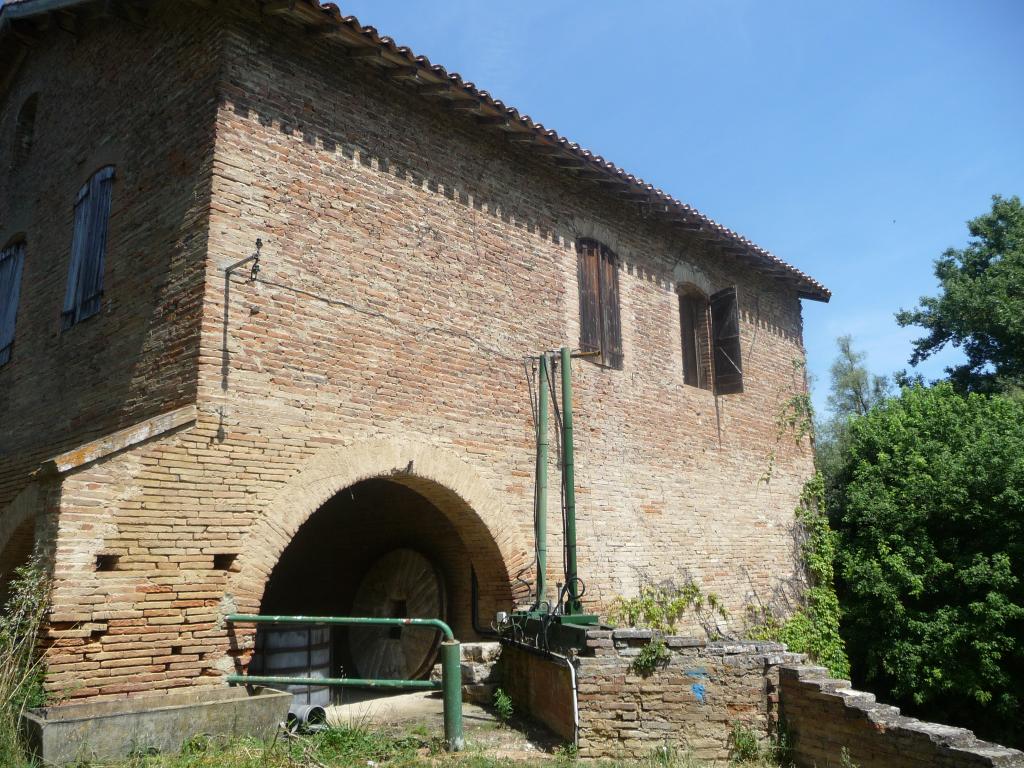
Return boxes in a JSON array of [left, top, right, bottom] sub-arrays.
[[40, 724, 787, 768]]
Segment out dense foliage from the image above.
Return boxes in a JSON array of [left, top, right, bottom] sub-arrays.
[[896, 194, 1024, 394], [831, 384, 1024, 745]]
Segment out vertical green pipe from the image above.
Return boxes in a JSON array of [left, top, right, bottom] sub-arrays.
[[535, 354, 550, 607], [441, 640, 464, 751], [561, 346, 581, 615]]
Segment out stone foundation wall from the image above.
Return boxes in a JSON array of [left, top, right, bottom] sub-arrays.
[[779, 665, 1024, 768], [575, 630, 803, 762], [553, 631, 1024, 766]]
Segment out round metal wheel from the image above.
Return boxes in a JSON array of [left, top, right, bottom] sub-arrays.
[[349, 548, 446, 680]]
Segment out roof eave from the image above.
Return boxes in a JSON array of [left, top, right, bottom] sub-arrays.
[[0, 0, 93, 28], [0, 0, 832, 302]]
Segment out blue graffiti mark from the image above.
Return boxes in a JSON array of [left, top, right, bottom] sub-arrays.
[[691, 683, 706, 703], [685, 668, 710, 680]]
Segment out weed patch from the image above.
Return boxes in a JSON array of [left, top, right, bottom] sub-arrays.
[[0, 554, 50, 768]]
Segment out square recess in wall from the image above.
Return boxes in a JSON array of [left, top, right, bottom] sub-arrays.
[[212, 553, 238, 571], [95, 554, 120, 572]]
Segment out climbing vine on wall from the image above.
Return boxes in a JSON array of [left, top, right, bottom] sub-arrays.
[[761, 359, 816, 485], [628, 636, 672, 676], [609, 578, 729, 638], [747, 473, 850, 678]]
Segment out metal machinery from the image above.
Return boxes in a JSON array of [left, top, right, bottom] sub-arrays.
[[498, 346, 601, 654]]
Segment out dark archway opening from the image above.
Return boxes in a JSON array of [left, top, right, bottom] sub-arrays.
[[256, 477, 511, 700], [0, 517, 35, 610]]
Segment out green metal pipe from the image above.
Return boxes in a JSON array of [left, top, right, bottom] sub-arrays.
[[226, 674, 439, 690], [440, 640, 465, 751], [226, 613, 463, 751], [225, 614, 455, 641], [560, 346, 581, 615], [535, 353, 550, 607]]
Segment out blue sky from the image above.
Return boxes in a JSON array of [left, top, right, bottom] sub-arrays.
[[344, 0, 1024, 414]]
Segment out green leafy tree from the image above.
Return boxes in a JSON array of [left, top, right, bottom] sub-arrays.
[[826, 335, 892, 419], [897, 195, 1024, 394], [832, 384, 1024, 746], [816, 336, 891, 489]]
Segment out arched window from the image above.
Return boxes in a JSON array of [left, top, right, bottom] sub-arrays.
[[576, 239, 622, 368], [62, 165, 115, 330], [11, 94, 38, 170], [0, 239, 26, 366], [678, 284, 711, 389]]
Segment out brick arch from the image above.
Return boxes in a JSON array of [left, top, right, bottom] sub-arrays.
[[672, 261, 714, 296], [0, 482, 42, 606], [227, 438, 530, 616], [0, 483, 41, 564], [567, 217, 633, 267]]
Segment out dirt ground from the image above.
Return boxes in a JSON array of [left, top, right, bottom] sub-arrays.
[[327, 690, 563, 760]]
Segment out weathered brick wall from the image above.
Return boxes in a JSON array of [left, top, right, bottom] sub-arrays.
[[779, 665, 1024, 768], [197, 3, 815, 629], [0, 3, 219, 516], [574, 631, 802, 762], [3, 1, 819, 701]]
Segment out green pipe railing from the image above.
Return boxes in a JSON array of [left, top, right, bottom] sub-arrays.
[[227, 674, 439, 690], [226, 614, 455, 639], [225, 614, 463, 751], [560, 347, 582, 615], [534, 353, 550, 608]]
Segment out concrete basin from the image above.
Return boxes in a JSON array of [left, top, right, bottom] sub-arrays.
[[21, 686, 292, 766]]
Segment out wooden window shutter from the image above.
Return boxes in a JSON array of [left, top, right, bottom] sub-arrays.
[[63, 165, 115, 329], [599, 246, 623, 369], [62, 181, 91, 329], [710, 286, 743, 395], [679, 293, 701, 388], [0, 241, 26, 365], [577, 240, 601, 356]]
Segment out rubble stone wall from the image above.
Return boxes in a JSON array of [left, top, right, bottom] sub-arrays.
[[779, 665, 1024, 768], [565, 630, 1024, 767], [574, 630, 800, 762]]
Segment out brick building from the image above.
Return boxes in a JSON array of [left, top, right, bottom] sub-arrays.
[[0, 0, 829, 701]]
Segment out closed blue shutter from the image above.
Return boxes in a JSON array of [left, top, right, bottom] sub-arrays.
[[62, 165, 115, 329], [0, 241, 26, 365]]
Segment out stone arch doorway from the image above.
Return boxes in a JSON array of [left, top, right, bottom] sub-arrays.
[[258, 476, 511, 681], [226, 439, 529, 682]]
